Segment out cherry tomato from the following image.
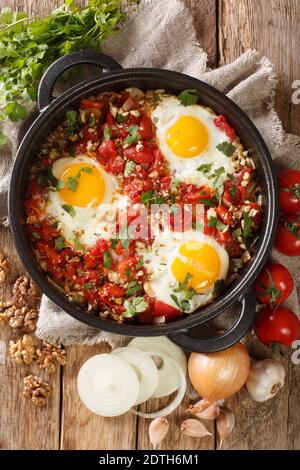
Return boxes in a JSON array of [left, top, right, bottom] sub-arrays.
[[255, 306, 300, 346], [275, 214, 300, 256], [154, 300, 182, 321], [254, 263, 294, 305], [278, 168, 300, 213]]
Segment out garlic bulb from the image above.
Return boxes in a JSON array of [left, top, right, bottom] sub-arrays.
[[246, 359, 286, 402], [149, 417, 169, 449]]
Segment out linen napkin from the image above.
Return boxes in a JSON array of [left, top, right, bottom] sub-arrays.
[[1, 0, 299, 347]]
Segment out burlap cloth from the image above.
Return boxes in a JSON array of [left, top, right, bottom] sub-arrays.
[[1, 0, 299, 346]]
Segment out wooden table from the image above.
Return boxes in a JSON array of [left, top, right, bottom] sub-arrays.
[[1, 0, 300, 451]]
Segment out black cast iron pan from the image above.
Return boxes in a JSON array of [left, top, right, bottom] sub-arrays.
[[9, 51, 279, 352]]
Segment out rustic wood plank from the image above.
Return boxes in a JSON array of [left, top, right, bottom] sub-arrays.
[[0, 227, 61, 450], [60, 343, 138, 450], [185, 0, 218, 67], [219, 0, 300, 450]]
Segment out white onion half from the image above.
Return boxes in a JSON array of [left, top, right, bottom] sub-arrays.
[[131, 352, 187, 419], [128, 337, 187, 398], [112, 347, 159, 405], [77, 354, 139, 417]]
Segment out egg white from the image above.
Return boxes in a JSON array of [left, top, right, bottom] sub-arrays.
[[152, 96, 234, 187], [137, 229, 229, 313], [47, 155, 125, 248]]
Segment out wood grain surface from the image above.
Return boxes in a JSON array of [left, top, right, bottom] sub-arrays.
[[0, 0, 300, 450]]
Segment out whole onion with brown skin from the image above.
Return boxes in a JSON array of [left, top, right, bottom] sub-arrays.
[[188, 343, 250, 401]]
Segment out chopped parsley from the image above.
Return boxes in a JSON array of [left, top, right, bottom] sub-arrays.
[[66, 110, 77, 127], [116, 114, 127, 124], [124, 125, 140, 145], [174, 272, 193, 293], [55, 236, 66, 250], [83, 283, 93, 290], [103, 251, 112, 269], [110, 238, 119, 249], [103, 127, 111, 140], [141, 190, 167, 205], [197, 163, 213, 174], [66, 166, 93, 192], [62, 204, 76, 218], [124, 160, 136, 177], [136, 256, 144, 270], [178, 89, 198, 106], [122, 297, 149, 318], [243, 212, 252, 239], [31, 231, 40, 239], [126, 281, 142, 297], [216, 141, 236, 157]]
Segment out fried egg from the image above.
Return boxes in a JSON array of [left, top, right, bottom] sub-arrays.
[[152, 96, 234, 186], [47, 155, 125, 248], [137, 229, 229, 313]]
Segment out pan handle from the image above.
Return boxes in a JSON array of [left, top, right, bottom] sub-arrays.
[[37, 51, 123, 111], [168, 290, 256, 352]]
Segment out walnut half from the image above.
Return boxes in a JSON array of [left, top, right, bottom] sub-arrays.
[[36, 341, 67, 374], [23, 375, 52, 407], [9, 334, 36, 365], [0, 251, 10, 284], [8, 305, 38, 332]]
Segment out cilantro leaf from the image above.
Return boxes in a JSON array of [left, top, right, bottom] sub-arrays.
[[197, 163, 213, 174], [103, 127, 111, 140], [174, 272, 193, 292], [243, 212, 252, 238], [103, 251, 112, 269], [141, 190, 167, 205], [126, 281, 142, 297], [124, 160, 136, 177], [66, 110, 77, 126], [124, 125, 140, 146], [217, 141, 236, 157], [178, 89, 198, 106], [122, 297, 148, 318], [62, 204, 76, 218], [55, 236, 66, 250], [116, 114, 127, 124]]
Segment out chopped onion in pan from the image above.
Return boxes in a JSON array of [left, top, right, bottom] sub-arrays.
[[112, 347, 159, 405], [77, 354, 139, 417]]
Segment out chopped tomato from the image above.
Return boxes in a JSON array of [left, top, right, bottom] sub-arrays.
[[117, 256, 139, 279], [139, 116, 153, 140], [124, 178, 153, 202], [137, 297, 155, 324], [123, 143, 154, 165], [80, 98, 105, 110], [154, 300, 182, 321], [99, 283, 125, 298], [97, 138, 117, 163], [39, 219, 60, 240], [216, 205, 233, 225], [214, 115, 236, 141], [90, 239, 109, 258]]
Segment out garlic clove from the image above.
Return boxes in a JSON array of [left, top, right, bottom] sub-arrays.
[[216, 408, 235, 449], [180, 419, 212, 438], [185, 398, 212, 414], [149, 417, 169, 449], [246, 359, 286, 402], [194, 401, 221, 420]]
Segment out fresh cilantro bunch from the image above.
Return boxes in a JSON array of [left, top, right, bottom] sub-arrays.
[[0, 0, 125, 144]]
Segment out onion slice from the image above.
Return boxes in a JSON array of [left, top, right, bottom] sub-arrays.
[[112, 347, 159, 405], [128, 336, 187, 398], [131, 352, 186, 419], [77, 354, 139, 417]]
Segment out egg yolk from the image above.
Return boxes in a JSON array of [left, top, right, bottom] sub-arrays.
[[171, 242, 221, 293], [166, 115, 209, 158], [59, 163, 105, 207]]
